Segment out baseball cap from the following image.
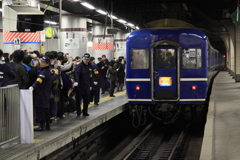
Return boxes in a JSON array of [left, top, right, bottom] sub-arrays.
[[83, 53, 90, 60], [41, 56, 50, 63]]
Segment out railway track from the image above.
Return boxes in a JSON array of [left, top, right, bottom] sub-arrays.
[[113, 122, 190, 160]]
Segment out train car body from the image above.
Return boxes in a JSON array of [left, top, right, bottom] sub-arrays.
[[126, 20, 223, 126]]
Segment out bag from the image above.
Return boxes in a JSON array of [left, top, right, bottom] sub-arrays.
[[61, 72, 73, 90], [106, 68, 110, 79]]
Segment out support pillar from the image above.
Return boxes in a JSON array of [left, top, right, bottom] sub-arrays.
[[92, 23, 114, 60], [235, 27, 240, 81], [60, 15, 87, 58], [222, 20, 236, 75], [115, 31, 128, 58]]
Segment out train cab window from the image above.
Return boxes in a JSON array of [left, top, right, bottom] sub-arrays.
[[155, 49, 175, 68], [131, 49, 149, 69], [182, 48, 202, 69]]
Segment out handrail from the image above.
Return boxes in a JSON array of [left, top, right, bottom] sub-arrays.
[[0, 85, 20, 146]]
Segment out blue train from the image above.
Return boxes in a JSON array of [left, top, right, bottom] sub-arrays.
[[125, 20, 224, 126]]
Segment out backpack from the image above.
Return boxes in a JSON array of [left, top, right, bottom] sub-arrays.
[[61, 72, 73, 90]]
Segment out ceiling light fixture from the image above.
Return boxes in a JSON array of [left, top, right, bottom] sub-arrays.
[[182, 3, 188, 11], [96, 9, 107, 15], [109, 15, 118, 19], [127, 23, 134, 27], [136, 26, 139, 29], [44, 20, 58, 25], [81, 2, 95, 10], [0, 8, 2, 12], [161, 4, 168, 10], [117, 19, 127, 23]]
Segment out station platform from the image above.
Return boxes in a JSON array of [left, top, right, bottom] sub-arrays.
[[0, 91, 128, 160], [200, 71, 240, 160]]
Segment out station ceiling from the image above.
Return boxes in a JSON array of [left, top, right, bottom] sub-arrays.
[[42, 0, 238, 54]]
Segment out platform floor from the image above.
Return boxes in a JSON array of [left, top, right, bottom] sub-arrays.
[[200, 71, 240, 160], [0, 90, 128, 160]]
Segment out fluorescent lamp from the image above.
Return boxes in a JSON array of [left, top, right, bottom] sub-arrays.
[[127, 23, 134, 27], [136, 26, 139, 29], [182, 3, 188, 11], [81, 2, 95, 10], [161, 4, 168, 10], [117, 19, 126, 23], [0, 8, 2, 12], [44, 20, 58, 25], [73, 0, 78, 1], [96, 9, 107, 15], [109, 15, 118, 19]]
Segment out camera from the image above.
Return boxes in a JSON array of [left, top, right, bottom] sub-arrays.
[[2, 57, 5, 61]]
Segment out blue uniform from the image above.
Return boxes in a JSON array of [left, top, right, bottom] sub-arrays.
[[75, 61, 92, 115], [90, 62, 101, 104], [32, 66, 52, 123], [0, 62, 15, 87]]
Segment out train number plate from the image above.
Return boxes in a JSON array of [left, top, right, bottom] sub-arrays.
[[159, 77, 172, 87]]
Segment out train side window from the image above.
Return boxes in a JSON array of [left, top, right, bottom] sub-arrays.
[[131, 49, 149, 69], [182, 48, 202, 69]]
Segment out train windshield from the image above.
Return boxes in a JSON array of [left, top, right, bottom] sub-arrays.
[[155, 49, 176, 68], [182, 48, 202, 69]]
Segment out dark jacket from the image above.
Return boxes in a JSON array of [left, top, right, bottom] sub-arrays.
[[97, 59, 109, 77], [91, 62, 101, 90], [75, 61, 92, 95], [117, 62, 125, 77], [32, 66, 52, 108], [22, 63, 38, 88], [51, 65, 61, 102], [0, 62, 15, 87], [109, 64, 118, 82], [7, 62, 29, 89]]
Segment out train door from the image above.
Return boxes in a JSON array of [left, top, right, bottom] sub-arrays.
[[151, 41, 180, 101]]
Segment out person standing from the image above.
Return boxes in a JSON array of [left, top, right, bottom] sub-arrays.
[[74, 53, 92, 116], [98, 55, 109, 94], [117, 58, 125, 91], [0, 49, 15, 87], [30, 56, 52, 131], [109, 60, 119, 97], [7, 50, 29, 89], [89, 57, 101, 105]]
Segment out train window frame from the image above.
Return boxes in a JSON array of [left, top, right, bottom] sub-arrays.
[[130, 49, 149, 69], [155, 48, 176, 68], [182, 48, 202, 69]]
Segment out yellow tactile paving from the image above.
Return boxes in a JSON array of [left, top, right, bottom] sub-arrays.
[[34, 139, 43, 143], [89, 90, 126, 107]]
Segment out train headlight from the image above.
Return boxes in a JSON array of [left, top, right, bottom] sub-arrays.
[[135, 86, 141, 91], [191, 85, 197, 90]]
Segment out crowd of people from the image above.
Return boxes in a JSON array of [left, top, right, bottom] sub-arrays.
[[0, 49, 126, 131]]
